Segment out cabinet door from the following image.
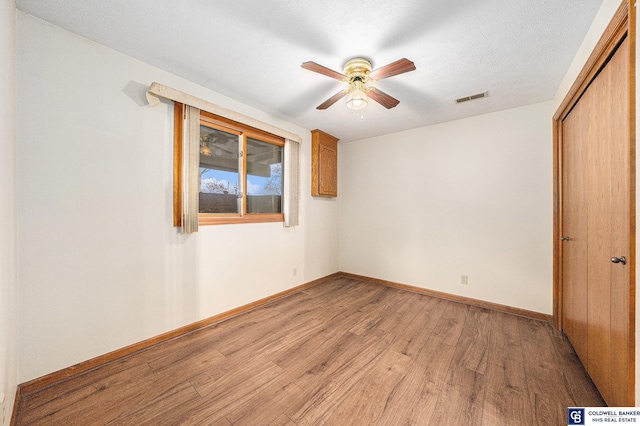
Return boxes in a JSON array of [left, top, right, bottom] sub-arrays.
[[318, 143, 337, 196], [311, 130, 338, 197]]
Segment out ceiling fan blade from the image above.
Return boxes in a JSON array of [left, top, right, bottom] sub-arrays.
[[367, 87, 400, 109], [369, 58, 416, 81], [302, 61, 346, 81], [317, 90, 348, 110]]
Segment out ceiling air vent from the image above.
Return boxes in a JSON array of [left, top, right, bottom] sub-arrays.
[[455, 91, 488, 104]]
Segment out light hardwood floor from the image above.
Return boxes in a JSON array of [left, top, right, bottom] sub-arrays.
[[13, 276, 605, 425]]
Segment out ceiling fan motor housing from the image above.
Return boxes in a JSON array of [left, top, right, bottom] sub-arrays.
[[343, 58, 372, 84]]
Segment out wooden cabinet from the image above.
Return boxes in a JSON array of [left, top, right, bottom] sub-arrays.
[[311, 129, 338, 197]]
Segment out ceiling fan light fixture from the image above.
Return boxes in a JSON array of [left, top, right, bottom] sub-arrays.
[[302, 56, 414, 111], [345, 80, 368, 110]]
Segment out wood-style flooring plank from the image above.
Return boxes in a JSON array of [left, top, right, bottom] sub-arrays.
[[224, 377, 304, 426], [348, 287, 413, 335], [547, 324, 606, 407], [147, 346, 228, 381], [429, 363, 487, 425], [13, 277, 606, 426], [391, 296, 447, 358], [271, 329, 352, 380], [19, 350, 159, 414], [105, 381, 201, 426], [481, 310, 534, 425], [23, 363, 191, 425], [486, 310, 525, 365], [287, 331, 397, 425], [376, 336, 457, 424], [430, 300, 469, 345], [531, 393, 565, 426], [322, 348, 412, 425], [164, 359, 285, 425], [374, 291, 428, 336], [268, 414, 297, 426], [454, 306, 491, 374], [481, 356, 534, 425], [519, 317, 577, 407], [19, 362, 154, 425], [310, 284, 388, 340]]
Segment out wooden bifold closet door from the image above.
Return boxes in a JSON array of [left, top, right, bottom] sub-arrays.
[[558, 23, 633, 407]]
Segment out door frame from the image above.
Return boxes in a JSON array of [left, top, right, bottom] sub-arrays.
[[552, 0, 635, 402]]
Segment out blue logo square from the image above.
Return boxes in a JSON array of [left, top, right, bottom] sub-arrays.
[[568, 408, 585, 425]]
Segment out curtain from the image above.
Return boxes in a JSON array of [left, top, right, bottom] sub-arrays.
[[283, 139, 300, 227], [182, 105, 200, 234]]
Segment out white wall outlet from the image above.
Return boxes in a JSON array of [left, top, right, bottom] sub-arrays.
[[293, 267, 297, 276], [461, 275, 469, 285]]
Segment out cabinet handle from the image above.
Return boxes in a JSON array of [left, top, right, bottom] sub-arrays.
[[611, 256, 626, 265]]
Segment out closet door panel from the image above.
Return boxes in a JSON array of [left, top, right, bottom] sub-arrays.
[[561, 93, 589, 366], [585, 63, 613, 401], [606, 36, 631, 406]]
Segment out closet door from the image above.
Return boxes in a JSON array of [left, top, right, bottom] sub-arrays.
[[560, 36, 631, 407], [598, 36, 630, 407], [561, 88, 589, 367]]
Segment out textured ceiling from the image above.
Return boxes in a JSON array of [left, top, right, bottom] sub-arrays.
[[16, 0, 603, 142]]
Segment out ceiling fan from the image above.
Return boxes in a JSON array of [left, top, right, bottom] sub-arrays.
[[301, 57, 416, 111]]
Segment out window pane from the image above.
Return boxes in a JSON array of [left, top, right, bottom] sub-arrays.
[[199, 125, 240, 214], [246, 137, 283, 214]]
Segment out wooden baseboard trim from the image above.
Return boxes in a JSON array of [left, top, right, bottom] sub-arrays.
[[339, 272, 553, 322], [16, 272, 340, 397]]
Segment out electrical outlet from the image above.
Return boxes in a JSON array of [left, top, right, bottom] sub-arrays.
[[293, 268, 297, 276], [461, 275, 469, 285]]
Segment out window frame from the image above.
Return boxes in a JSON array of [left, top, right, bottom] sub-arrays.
[[174, 102, 285, 226]]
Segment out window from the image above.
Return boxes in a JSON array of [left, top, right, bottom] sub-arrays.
[[174, 104, 286, 226], [146, 82, 300, 233]]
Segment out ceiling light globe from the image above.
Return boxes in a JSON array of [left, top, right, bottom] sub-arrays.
[[346, 88, 368, 110]]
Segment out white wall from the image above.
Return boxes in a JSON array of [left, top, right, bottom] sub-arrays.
[[16, 12, 338, 383], [0, 0, 17, 423], [553, 0, 623, 111], [339, 101, 553, 314]]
